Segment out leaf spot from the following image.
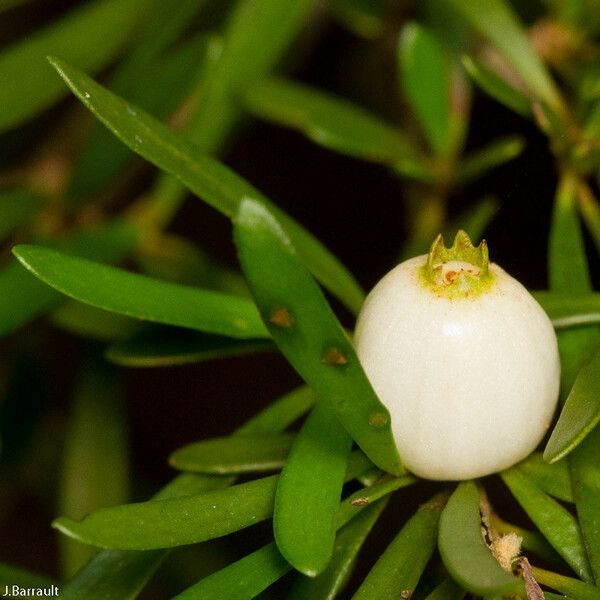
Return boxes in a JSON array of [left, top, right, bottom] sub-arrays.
[[269, 307, 293, 328], [322, 347, 348, 366], [368, 412, 388, 428]]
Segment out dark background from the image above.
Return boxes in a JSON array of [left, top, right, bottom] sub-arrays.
[[0, 1, 589, 597]]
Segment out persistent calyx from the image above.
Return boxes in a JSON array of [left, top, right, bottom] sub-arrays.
[[420, 230, 495, 298]]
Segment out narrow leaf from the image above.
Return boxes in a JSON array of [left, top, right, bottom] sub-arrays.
[[173, 542, 290, 600], [447, 0, 562, 111], [0, 189, 41, 242], [462, 55, 532, 117], [544, 342, 600, 463], [69, 34, 213, 199], [49, 57, 365, 314], [336, 474, 417, 528], [549, 172, 600, 582], [533, 291, 600, 329], [532, 566, 600, 600], [174, 480, 404, 600], [549, 173, 599, 400], [274, 402, 353, 576], [54, 474, 279, 550], [234, 199, 402, 475], [242, 77, 416, 164], [353, 494, 446, 599], [439, 482, 523, 597], [569, 427, 600, 584], [53, 448, 369, 551], [12, 246, 269, 339], [288, 499, 389, 600], [58, 386, 315, 598], [107, 326, 272, 367], [184, 0, 315, 153], [501, 468, 594, 582], [0, 219, 138, 336], [518, 453, 574, 502], [0, 0, 147, 132], [398, 23, 453, 155], [170, 433, 296, 474]]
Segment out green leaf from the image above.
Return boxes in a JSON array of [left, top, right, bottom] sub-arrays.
[[424, 579, 465, 600], [0, 219, 138, 336], [288, 499, 389, 600], [447, 0, 562, 112], [549, 173, 599, 396], [517, 453, 573, 502], [234, 199, 402, 475], [58, 386, 315, 597], [457, 136, 524, 184], [170, 433, 296, 474], [533, 291, 600, 329], [0, 563, 56, 590], [336, 476, 416, 528], [0, 0, 147, 133], [274, 402, 353, 576], [174, 477, 402, 600], [69, 33, 213, 199], [242, 77, 416, 165], [54, 473, 279, 550], [353, 494, 445, 599], [49, 57, 365, 315], [173, 542, 290, 600], [12, 245, 269, 339], [0, 189, 42, 242], [176, 476, 414, 600], [59, 361, 129, 577], [577, 182, 600, 257], [398, 23, 453, 155], [439, 482, 523, 597], [501, 467, 594, 582], [569, 425, 600, 584], [549, 172, 600, 584], [53, 448, 370, 552], [184, 0, 315, 154], [59, 549, 167, 600], [532, 566, 600, 600], [544, 342, 600, 463], [549, 174, 592, 295], [462, 55, 532, 117], [106, 326, 272, 367]]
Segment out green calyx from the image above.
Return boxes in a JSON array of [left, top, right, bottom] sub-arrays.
[[419, 230, 495, 299]]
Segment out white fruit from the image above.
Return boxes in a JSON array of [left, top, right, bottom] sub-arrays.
[[354, 232, 560, 480]]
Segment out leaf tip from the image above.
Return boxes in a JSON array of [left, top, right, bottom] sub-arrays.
[[52, 517, 79, 539]]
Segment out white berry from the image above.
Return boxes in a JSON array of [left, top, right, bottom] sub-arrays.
[[354, 232, 560, 480]]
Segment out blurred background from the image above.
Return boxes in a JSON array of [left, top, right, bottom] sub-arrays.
[[1, 0, 598, 597]]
